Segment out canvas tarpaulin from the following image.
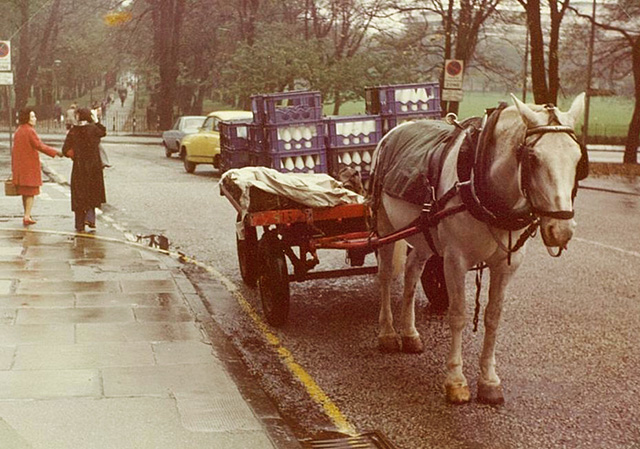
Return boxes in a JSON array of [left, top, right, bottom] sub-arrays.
[[220, 166, 365, 215]]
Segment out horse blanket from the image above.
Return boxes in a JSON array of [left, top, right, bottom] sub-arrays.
[[368, 119, 457, 213]]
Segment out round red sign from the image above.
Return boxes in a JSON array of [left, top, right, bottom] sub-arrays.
[[0, 42, 9, 58], [446, 60, 462, 77]]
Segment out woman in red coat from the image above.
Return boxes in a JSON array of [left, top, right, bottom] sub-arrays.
[[11, 108, 63, 226]]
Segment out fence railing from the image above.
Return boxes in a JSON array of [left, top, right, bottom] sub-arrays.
[[0, 112, 161, 136]]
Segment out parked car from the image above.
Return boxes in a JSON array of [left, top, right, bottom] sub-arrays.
[[162, 115, 206, 158], [181, 110, 253, 173]]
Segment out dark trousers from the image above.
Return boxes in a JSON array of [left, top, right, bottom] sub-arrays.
[[75, 208, 95, 231]]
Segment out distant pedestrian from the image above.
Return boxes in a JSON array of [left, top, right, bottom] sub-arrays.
[[117, 86, 127, 107], [54, 101, 62, 125], [11, 108, 63, 226], [65, 103, 77, 130], [62, 107, 107, 232], [91, 101, 102, 123]]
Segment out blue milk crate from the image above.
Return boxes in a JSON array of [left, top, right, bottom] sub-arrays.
[[220, 120, 252, 151], [263, 120, 325, 154], [366, 82, 441, 116], [220, 147, 251, 173], [326, 115, 383, 150], [327, 145, 377, 179], [249, 148, 328, 175], [383, 112, 442, 134], [251, 90, 323, 125], [248, 123, 266, 153], [268, 148, 328, 175]]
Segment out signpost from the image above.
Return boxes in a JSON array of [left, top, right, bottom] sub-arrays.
[[443, 59, 464, 104], [1, 40, 13, 149]]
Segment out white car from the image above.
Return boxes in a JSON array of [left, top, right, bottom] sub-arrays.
[[162, 115, 206, 158]]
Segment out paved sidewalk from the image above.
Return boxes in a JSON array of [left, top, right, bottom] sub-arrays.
[[0, 154, 297, 448]]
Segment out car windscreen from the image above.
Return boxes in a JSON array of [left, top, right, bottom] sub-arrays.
[[183, 117, 205, 131]]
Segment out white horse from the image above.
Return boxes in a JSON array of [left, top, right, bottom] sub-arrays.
[[370, 93, 587, 404]]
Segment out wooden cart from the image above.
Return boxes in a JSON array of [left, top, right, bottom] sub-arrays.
[[221, 182, 448, 327]]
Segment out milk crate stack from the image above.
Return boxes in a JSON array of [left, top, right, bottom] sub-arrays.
[[220, 83, 442, 179], [250, 90, 327, 174], [365, 82, 442, 133]]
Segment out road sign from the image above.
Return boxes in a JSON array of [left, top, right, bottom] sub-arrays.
[[442, 88, 463, 102], [0, 71, 13, 86], [0, 41, 11, 71], [444, 59, 464, 90]]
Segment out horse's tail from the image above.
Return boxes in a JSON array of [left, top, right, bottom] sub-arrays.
[[392, 240, 408, 279]]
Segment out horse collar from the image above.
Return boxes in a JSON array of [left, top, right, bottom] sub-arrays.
[[456, 104, 536, 231]]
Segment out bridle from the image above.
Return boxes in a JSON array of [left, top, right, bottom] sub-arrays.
[[517, 118, 585, 221]]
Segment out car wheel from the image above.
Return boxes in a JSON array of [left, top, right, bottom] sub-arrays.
[[179, 148, 186, 160], [163, 142, 172, 158], [183, 151, 196, 173]]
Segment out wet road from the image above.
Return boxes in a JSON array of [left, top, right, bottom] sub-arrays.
[[45, 142, 640, 449]]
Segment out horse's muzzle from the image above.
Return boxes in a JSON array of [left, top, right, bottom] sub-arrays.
[[540, 217, 576, 249]]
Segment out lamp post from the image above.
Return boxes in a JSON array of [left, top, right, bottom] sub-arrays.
[[53, 59, 62, 127], [53, 59, 61, 101], [583, 0, 597, 148]]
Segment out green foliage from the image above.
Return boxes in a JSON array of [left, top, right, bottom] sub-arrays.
[[219, 23, 328, 103]]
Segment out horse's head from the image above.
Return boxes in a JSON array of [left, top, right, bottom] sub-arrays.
[[510, 93, 586, 252]]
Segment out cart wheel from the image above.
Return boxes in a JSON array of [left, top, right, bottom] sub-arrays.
[[258, 232, 290, 327], [421, 256, 449, 315], [236, 216, 258, 287]]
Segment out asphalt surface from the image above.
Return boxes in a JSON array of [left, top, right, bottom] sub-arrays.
[[2, 129, 640, 449]]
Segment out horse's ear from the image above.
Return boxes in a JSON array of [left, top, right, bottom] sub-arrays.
[[510, 93, 539, 127], [560, 92, 586, 128]]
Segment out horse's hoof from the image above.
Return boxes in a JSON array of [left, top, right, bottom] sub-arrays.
[[378, 335, 401, 352], [445, 384, 471, 404], [401, 336, 424, 353], [477, 383, 505, 405]]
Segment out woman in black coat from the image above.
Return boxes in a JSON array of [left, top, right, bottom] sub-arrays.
[[62, 107, 107, 232]]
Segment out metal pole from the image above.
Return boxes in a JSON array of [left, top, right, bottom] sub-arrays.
[[7, 86, 12, 151], [583, 0, 597, 147], [523, 27, 529, 102]]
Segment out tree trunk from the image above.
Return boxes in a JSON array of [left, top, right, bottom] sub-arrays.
[[525, 0, 550, 104], [440, 0, 454, 114], [547, 0, 561, 104], [14, 0, 31, 111], [624, 35, 640, 164], [332, 89, 342, 115], [152, 0, 185, 131], [13, 0, 62, 112]]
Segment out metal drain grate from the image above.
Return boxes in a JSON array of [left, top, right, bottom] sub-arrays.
[[300, 431, 397, 449]]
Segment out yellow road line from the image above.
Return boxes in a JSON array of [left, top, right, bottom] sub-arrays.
[[179, 253, 357, 436], [0, 227, 357, 435]]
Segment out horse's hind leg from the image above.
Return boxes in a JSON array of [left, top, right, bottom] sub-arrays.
[[443, 253, 471, 404], [377, 240, 400, 352], [477, 266, 517, 405], [398, 244, 429, 353]]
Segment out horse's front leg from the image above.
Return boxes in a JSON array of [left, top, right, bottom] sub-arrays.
[[443, 252, 471, 404], [477, 259, 521, 405]]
